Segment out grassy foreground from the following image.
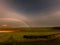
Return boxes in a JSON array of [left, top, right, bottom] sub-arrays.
[[0, 27, 60, 42]]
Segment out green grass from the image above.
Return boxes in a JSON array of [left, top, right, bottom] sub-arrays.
[[0, 27, 60, 42], [0, 31, 60, 42]]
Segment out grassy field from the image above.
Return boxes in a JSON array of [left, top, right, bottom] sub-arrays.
[[0, 27, 60, 42]]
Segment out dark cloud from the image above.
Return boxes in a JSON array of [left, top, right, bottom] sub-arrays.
[[0, 0, 60, 27], [6, 0, 60, 14]]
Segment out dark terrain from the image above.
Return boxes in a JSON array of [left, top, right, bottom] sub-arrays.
[[0, 38, 60, 45]]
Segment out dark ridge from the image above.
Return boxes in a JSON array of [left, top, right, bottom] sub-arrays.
[[52, 27, 60, 30]]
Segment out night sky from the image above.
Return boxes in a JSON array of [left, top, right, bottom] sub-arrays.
[[0, 0, 60, 27]]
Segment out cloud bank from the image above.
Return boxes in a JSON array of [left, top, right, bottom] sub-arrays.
[[0, 0, 60, 27], [28, 9, 60, 27]]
